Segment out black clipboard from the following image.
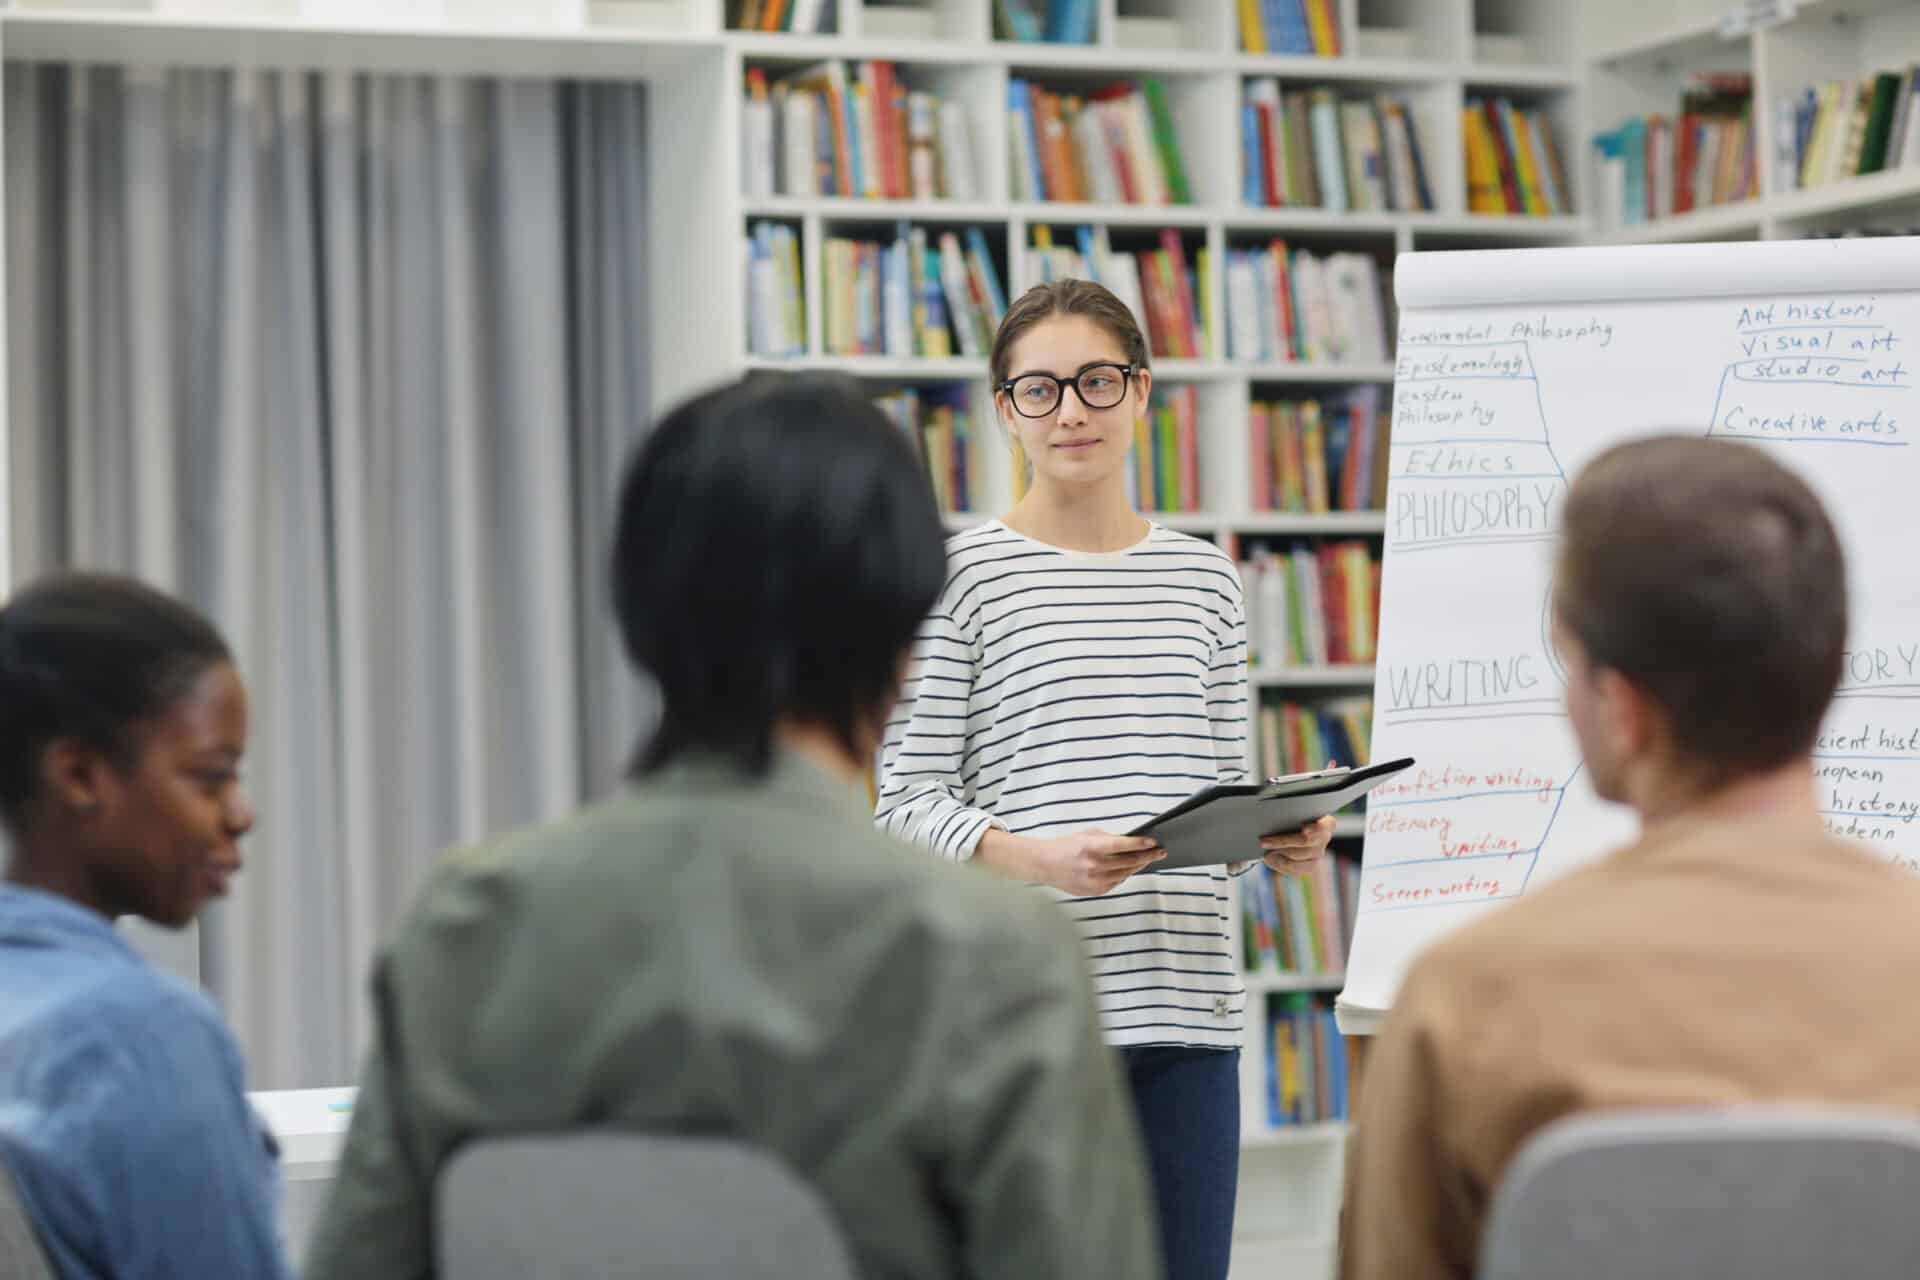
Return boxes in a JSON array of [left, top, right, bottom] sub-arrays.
[[1127, 757, 1414, 869]]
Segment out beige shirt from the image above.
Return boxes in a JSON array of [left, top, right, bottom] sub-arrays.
[[305, 749, 1160, 1280], [1339, 809, 1920, 1280]]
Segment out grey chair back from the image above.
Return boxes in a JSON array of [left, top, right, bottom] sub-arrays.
[[0, 1158, 56, 1280], [437, 1133, 857, 1279], [1479, 1106, 1920, 1280]]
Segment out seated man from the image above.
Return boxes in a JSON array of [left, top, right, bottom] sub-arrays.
[[304, 376, 1160, 1280], [1340, 436, 1920, 1280]]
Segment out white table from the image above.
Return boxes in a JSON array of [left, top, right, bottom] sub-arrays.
[[249, 1087, 356, 1262]]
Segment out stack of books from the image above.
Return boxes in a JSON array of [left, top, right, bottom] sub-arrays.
[[745, 221, 805, 358], [1776, 65, 1920, 195], [1241, 83, 1433, 211], [1025, 226, 1214, 360], [729, 0, 830, 33], [1465, 96, 1573, 216], [1240, 544, 1380, 667], [1243, 854, 1360, 976], [1225, 245, 1390, 365], [822, 226, 1007, 358], [876, 387, 979, 513], [1256, 697, 1372, 780], [1250, 390, 1389, 513], [1592, 73, 1758, 229], [1265, 993, 1350, 1127], [744, 62, 979, 201], [1129, 385, 1201, 514], [994, 0, 1096, 44], [1007, 78, 1193, 205], [1236, 0, 1342, 55]]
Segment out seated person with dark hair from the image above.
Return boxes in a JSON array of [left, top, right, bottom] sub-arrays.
[[305, 376, 1161, 1280], [0, 573, 290, 1279], [1340, 437, 1920, 1280]]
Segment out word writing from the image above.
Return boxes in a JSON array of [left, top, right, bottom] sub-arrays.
[[1393, 483, 1558, 542], [1401, 321, 1495, 345], [1738, 329, 1899, 358], [1828, 815, 1901, 844], [1370, 872, 1506, 905], [1817, 762, 1886, 786], [1505, 316, 1615, 347], [1399, 445, 1520, 475], [1397, 348, 1528, 379], [1720, 406, 1900, 439], [1732, 356, 1908, 386], [1372, 764, 1559, 802], [1817, 723, 1920, 754], [1394, 396, 1497, 432], [1737, 298, 1877, 328], [1896, 855, 1920, 873], [1827, 788, 1920, 824], [1439, 832, 1527, 859], [1400, 318, 1616, 348], [1368, 809, 1452, 845], [1385, 656, 1541, 710], [1839, 643, 1920, 686]]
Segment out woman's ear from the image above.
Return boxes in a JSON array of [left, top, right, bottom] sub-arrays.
[[39, 738, 112, 821], [1132, 365, 1152, 409]]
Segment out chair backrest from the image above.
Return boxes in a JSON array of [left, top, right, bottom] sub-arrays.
[[0, 1158, 56, 1280], [1478, 1106, 1920, 1280], [436, 1133, 858, 1280]]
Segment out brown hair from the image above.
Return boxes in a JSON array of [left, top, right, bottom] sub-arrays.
[[1554, 435, 1846, 784], [989, 279, 1150, 387]]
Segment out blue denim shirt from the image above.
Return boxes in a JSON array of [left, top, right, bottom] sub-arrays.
[[0, 885, 291, 1279]]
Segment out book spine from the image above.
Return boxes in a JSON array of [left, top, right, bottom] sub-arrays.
[[1249, 403, 1274, 511], [1177, 388, 1200, 512], [1238, 0, 1266, 53], [1301, 399, 1329, 513], [1309, 90, 1349, 210], [1142, 77, 1193, 204]]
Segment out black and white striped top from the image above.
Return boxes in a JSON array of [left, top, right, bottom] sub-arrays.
[[876, 520, 1252, 1049]]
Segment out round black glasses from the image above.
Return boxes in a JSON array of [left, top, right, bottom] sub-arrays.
[[998, 363, 1136, 418]]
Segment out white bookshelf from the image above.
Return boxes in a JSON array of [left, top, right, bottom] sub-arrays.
[[1246, 969, 1347, 994], [0, 4, 1589, 1278], [1243, 1120, 1348, 1148], [1252, 663, 1377, 688], [1585, 0, 1920, 245]]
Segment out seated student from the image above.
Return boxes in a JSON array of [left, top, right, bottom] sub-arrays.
[[0, 573, 291, 1279], [303, 376, 1161, 1280], [1339, 437, 1920, 1280]]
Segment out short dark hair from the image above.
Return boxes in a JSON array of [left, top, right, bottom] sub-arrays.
[[611, 375, 948, 775], [0, 573, 233, 823], [989, 278, 1151, 388], [1554, 436, 1846, 782]]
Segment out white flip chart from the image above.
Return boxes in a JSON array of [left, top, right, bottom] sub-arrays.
[[1338, 236, 1920, 1034]]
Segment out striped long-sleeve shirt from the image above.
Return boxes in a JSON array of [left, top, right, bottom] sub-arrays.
[[877, 520, 1253, 1049]]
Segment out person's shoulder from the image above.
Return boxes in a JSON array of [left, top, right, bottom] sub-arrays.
[[31, 963, 245, 1107], [1388, 851, 1629, 1028], [401, 794, 652, 919], [85, 959, 228, 1039], [1148, 526, 1239, 574], [942, 521, 1029, 582], [944, 520, 1020, 564], [868, 834, 1085, 973]]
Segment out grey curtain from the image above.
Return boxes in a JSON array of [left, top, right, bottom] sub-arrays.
[[4, 64, 653, 1089]]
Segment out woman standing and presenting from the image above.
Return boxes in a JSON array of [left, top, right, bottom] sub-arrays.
[[877, 279, 1335, 1280]]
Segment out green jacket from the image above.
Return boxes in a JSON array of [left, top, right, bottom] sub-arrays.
[[304, 748, 1161, 1280]]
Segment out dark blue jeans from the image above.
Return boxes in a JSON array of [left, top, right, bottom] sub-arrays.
[[1119, 1046, 1241, 1280]]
